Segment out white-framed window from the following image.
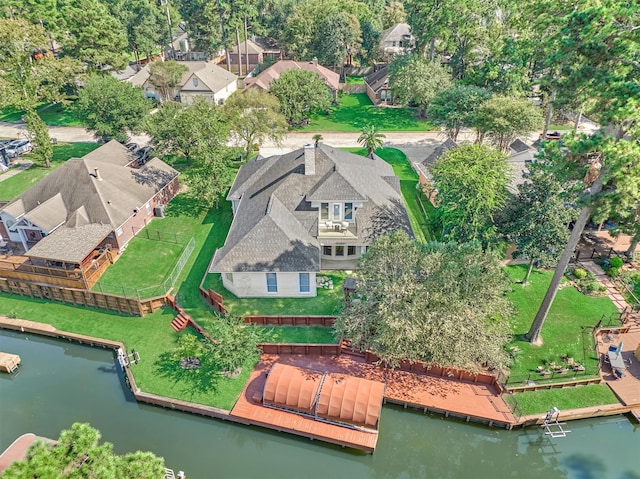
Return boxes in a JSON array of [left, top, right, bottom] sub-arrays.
[[323, 245, 332, 256], [225, 272, 233, 284], [344, 202, 353, 220], [116, 227, 123, 236], [320, 203, 329, 220], [299, 273, 310, 293], [333, 203, 341, 220], [193, 77, 199, 87], [266, 272, 277, 292]]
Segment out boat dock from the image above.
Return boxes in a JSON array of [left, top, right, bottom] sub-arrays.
[[0, 351, 20, 373]]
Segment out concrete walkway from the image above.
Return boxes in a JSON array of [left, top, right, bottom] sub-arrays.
[[0, 159, 33, 183]]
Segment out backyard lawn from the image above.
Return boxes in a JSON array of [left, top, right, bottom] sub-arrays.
[[258, 325, 337, 344], [300, 93, 436, 132], [0, 142, 100, 201], [0, 103, 84, 126], [506, 265, 619, 384], [504, 384, 619, 416]]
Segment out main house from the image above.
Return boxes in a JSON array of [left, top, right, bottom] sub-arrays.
[[0, 141, 179, 289], [128, 61, 238, 105], [209, 144, 412, 298]]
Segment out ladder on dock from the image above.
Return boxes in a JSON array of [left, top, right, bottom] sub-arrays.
[[0, 352, 21, 374], [541, 407, 571, 438], [165, 468, 185, 479]]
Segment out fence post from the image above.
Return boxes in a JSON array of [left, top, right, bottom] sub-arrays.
[[608, 248, 613, 258], [122, 286, 126, 297]]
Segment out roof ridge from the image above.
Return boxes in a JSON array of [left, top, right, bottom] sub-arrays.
[[81, 157, 118, 227]]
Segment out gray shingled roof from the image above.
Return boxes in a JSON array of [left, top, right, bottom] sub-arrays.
[[128, 61, 237, 94], [364, 66, 389, 93], [509, 138, 531, 153], [380, 23, 412, 43], [25, 224, 113, 263], [421, 138, 459, 168], [211, 144, 412, 273]]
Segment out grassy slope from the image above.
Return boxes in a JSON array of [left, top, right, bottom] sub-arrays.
[[0, 103, 84, 127], [300, 93, 435, 132], [0, 142, 99, 201]]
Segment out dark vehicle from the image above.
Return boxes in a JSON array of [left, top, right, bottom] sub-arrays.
[[125, 142, 139, 152], [136, 146, 153, 164]]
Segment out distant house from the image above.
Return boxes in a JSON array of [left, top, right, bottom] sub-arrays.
[[379, 23, 414, 58], [0, 141, 179, 288], [224, 39, 264, 75], [209, 144, 413, 298], [364, 66, 392, 105], [245, 59, 340, 99], [165, 23, 210, 61], [507, 139, 536, 193], [128, 61, 238, 105], [415, 138, 459, 204]]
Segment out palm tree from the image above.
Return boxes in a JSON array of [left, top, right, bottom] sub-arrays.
[[312, 133, 323, 147], [358, 125, 385, 157]]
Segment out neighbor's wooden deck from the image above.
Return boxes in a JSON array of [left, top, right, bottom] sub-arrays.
[[231, 364, 379, 452], [597, 326, 640, 407]]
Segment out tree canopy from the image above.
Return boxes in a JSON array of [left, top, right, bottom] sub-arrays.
[[427, 84, 491, 141], [75, 74, 152, 143], [148, 60, 189, 102], [269, 69, 332, 124], [431, 144, 510, 244], [388, 55, 452, 113], [224, 89, 287, 161], [1, 423, 165, 478], [334, 231, 513, 371]]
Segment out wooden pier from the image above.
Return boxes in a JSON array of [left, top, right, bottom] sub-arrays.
[[0, 351, 20, 373]]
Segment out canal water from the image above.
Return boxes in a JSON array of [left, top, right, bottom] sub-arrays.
[[1, 330, 638, 479]]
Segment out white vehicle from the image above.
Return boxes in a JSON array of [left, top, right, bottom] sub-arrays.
[[5, 139, 33, 158]]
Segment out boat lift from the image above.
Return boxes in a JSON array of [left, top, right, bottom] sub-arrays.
[[541, 407, 571, 438]]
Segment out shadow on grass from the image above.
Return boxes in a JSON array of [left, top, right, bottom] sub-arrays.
[[166, 194, 210, 218], [154, 351, 222, 395]]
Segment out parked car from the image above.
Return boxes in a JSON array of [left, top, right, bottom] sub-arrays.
[[5, 139, 32, 158], [136, 146, 152, 164], [125, 142, 139, 152]]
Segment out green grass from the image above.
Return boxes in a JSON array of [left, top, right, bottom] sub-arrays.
[[259, 325, 337, 343], [504, 384, 619, 415], [202, 271, 348, 316], [0, 103, 84, 126], [506, 265, 619, 384], [300, 93, 436, 132], [345, 76, 365, 84], [344, 147, 435, 242], [0, 142, 100, 201], [93, 237, 186, 297]]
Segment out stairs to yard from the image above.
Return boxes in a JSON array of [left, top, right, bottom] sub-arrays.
[[170, 311, 191, 332]]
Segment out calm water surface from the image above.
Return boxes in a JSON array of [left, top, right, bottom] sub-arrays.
[[1, 331, 638, 479]]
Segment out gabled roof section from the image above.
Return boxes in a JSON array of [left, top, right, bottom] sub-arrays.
[[509, 138, 531, 154], [422, 138, 459, 168], [245, 60, 340, 91], [128, 61, 237, 94], [229, 39, 264, 55], [82, 140, 137, 166], [22, 193, 67, 232], [25, 224, 113, 263], [364, 66, 389, 93], [380, 23, 412, 43], [307, 169, 367, 202]]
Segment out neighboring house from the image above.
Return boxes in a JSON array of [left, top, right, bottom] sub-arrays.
[[0, 141, 179, 288], [364, 65, 392, 106], [379, 23, 414, 58], [165, 23, 210, 61], [224, 39, 264, 74], [507, 138, 536, 193], [209, 144, 412, 298], [416, 138, 459, 204], [128, 61, 238, 105], [244, 59, 340, 99]]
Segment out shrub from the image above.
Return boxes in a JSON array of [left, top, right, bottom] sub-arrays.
[[580, 279, 606, 294], [609, 257, 623, 268], [608, 266, 620, 277], [573, 267, 588, 279]]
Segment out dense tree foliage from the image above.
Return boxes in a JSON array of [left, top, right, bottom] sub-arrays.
[[148, 60, 189, 102], [24, 110, 53, 168], [473, 96, 544, 152], [1, 423, 165, 478], [501, 166, 578, 283], [388, 55, 451, 114], [314, 11, 361, 68], [427, 84, 491, 141], [269, 69, 332, 124], [334, 231, 513, 371], [431, 144, 509, 244], [75, 74, 152, 142], [224, 89, 287, 161]]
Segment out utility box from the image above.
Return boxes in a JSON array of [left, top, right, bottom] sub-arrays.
[[154, 204, 166, 217]]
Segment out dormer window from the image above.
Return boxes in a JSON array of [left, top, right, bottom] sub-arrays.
[[193, 77, 199, 87]]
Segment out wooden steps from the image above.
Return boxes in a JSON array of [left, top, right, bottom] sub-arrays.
[[170, 311, 191, 332]]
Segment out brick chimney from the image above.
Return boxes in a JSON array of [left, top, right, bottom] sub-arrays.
[[304, 144, 315, 176], [94, 168, 102, 181]]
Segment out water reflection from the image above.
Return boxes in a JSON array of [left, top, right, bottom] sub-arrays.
[[1, 330, 638, 479]]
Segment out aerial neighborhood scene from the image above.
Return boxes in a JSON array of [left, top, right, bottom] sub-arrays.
[[0, 0, 639, 477]]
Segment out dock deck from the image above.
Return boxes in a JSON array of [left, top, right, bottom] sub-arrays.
[[231, 364, 379, 452], [0, 351, 21, 373]]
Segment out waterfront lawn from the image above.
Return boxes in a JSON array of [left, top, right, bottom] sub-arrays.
[[259, 325, 337, 344], [504, 384, 619, 415], [506, 265, 619, 384], [0, 142, 100, 200], [300, 93, 435, 132], [345, 147, 434, 242], [93, 237, 186, 297], [202, 271, 347, 317]]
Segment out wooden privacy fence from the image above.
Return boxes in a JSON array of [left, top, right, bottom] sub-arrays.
[[245, 316, 335, 326], [200, 288, 227, 314], [260, 343, 341, 355], [0, 278, 167, 316]]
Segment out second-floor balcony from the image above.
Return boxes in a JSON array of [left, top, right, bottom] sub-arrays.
[[318, 220, 357, 239]]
